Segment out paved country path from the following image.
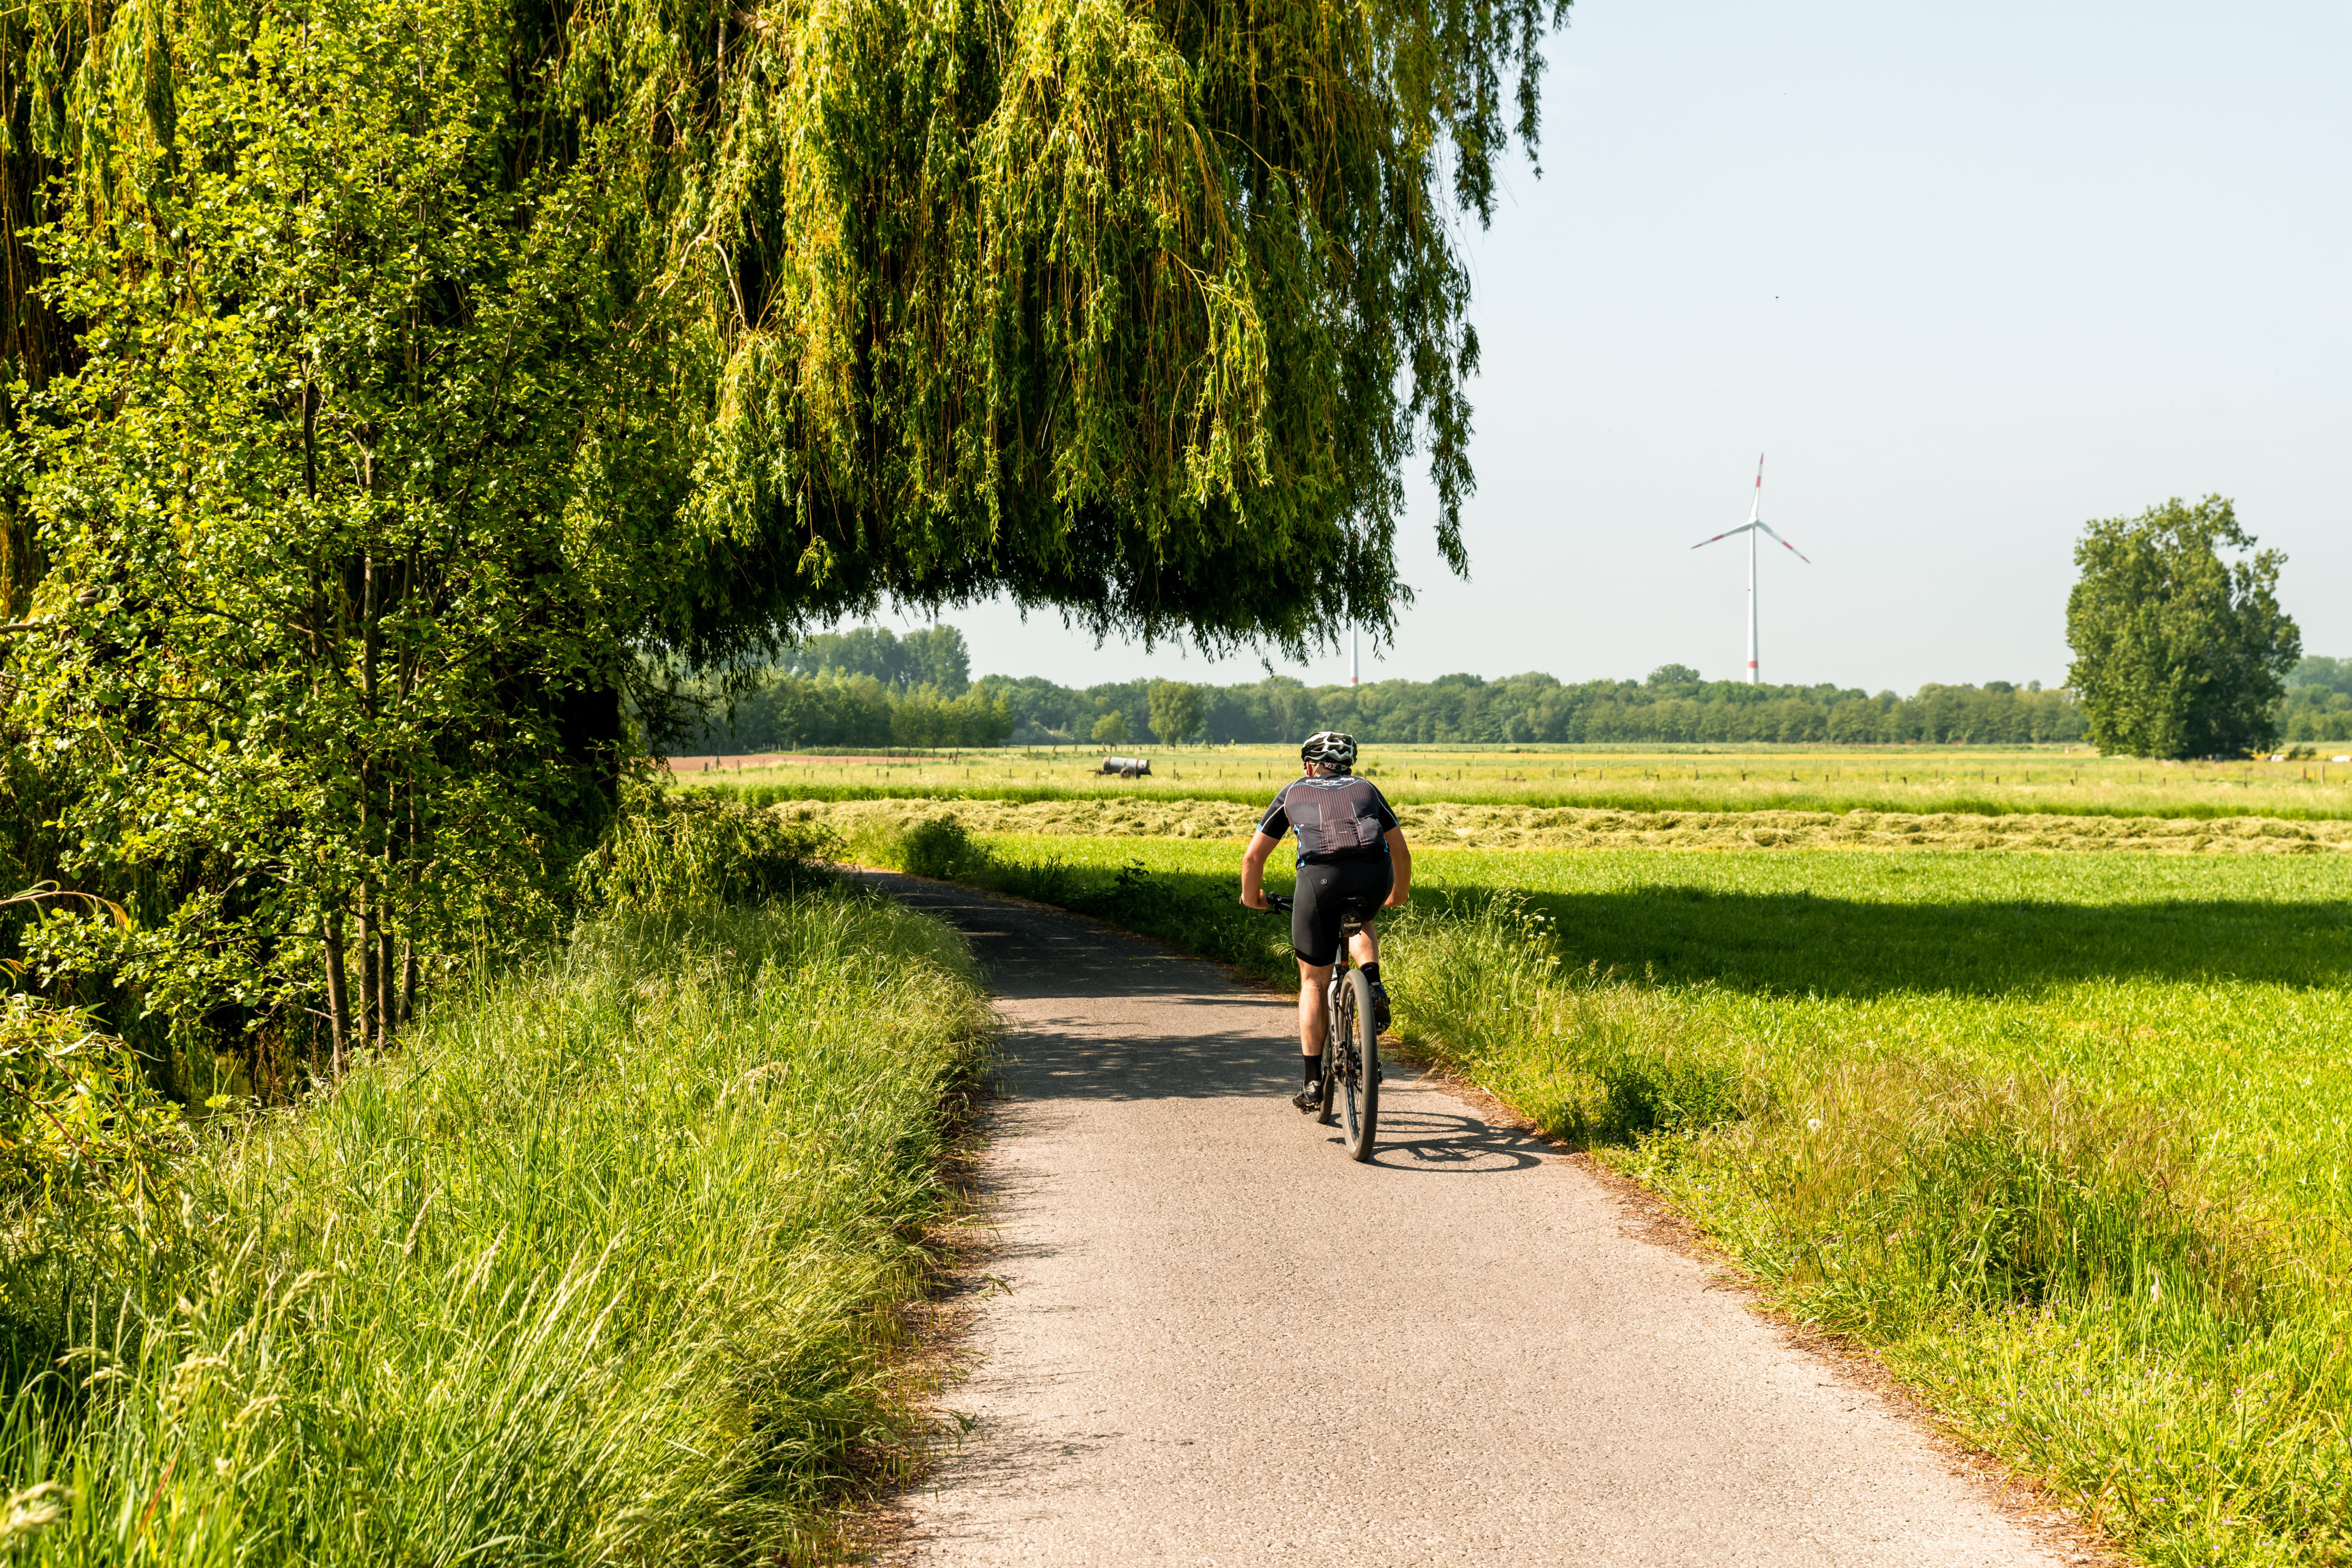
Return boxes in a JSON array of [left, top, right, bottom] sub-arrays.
[[860, 870, 2076, 1568]]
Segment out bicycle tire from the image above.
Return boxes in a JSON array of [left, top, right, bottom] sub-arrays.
[[1334, 968, 1379, 1161]]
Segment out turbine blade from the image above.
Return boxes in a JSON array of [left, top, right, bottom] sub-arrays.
[[1752, 519, 1811, 564], [1748, 453, 1764, 521], [1690, 522, 1759, 550]]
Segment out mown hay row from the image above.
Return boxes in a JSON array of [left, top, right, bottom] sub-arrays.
[[775, 796, 2352, 855]]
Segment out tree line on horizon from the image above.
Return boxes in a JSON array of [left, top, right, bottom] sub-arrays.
[[693, 496, 2336, 757], [685, 631, 2096, 750], [694, 629, 2352, 757]]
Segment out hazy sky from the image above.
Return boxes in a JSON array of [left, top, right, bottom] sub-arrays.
[[877, 0, 2351, 693]]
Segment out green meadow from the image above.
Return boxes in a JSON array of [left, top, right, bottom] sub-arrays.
[[841, 813, 2352, 1568]]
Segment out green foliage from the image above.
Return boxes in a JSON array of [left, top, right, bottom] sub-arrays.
[[0, 0, 1570, 1076], [0, 893, 990, 1563], [0, 994, 181, 1208], [2287, 655, 2352, 696], [980, 670, 2087, 746], [2066, 496, 2300, 758], [1146, 680, 1204, 744], [687, 671, 1012, 753], [1090, 711, 1130, 745], [660, 0, 1571, 655], [780, 626, 971, 695], [841, 813, 993, 881], [572, 788, 838, 914], [2280, 656, 2352, 744], [8, 0, 686, 1069]]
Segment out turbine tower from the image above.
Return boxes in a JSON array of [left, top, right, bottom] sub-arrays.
[[1691, 453, 1810, 684]]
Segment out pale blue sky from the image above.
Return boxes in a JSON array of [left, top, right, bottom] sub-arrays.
[[905, 0, 2352, 691]]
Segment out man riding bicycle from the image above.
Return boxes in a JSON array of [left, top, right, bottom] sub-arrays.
[[1239, 731, 1412, 1112]]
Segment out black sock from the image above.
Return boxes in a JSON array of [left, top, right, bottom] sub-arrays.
[[1361, 962, 1384, 988], [1302, 1053, 1323, 1085]]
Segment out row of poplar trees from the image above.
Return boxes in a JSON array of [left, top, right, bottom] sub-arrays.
[[0, 0, 1568, 1084]]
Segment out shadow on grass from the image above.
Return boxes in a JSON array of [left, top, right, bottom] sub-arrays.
[[971, 855, 2352, 1001]]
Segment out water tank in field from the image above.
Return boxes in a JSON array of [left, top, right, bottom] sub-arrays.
[[1099, 755, 1152, 777]]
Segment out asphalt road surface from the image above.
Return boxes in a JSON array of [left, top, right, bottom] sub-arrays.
[[863, 871, 2070, 1568]]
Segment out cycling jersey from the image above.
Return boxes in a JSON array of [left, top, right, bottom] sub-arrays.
[[1257, 774, 1400, 865]]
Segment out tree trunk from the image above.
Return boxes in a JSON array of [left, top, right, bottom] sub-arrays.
[[323, 905, 350, 1076], [355, 884, 377, 1051]]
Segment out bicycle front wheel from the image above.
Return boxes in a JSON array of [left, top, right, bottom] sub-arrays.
[[1333, 968, 1380, 1162]]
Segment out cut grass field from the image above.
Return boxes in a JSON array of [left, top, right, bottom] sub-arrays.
[[676, 741, 2352, 820], [845, 815, 2352, 1568], [779, 794, 2352, 857], [0, 890, 990, 1564]]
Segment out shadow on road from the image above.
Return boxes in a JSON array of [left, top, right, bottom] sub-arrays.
[[1359, 1108, 1549, 1173]]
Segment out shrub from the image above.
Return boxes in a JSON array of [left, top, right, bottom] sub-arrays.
[[574, 786, 840, 914], [0, 995, 182, 1209]]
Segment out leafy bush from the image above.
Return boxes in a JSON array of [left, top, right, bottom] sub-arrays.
[[0, 995, 181, 1208], [574, 787, 840, 914], [841, 814, 993, 881]]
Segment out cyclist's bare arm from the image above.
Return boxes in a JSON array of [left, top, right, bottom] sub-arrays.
[[1239, 831, 1281, 908], [1383, 828, 1411, 906]]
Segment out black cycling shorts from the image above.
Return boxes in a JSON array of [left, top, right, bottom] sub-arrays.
[[1291, 857, 1393, 967]]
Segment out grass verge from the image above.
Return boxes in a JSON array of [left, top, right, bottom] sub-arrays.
[[847, 815, 2352, 1568], [0, 890, 990, 1564]]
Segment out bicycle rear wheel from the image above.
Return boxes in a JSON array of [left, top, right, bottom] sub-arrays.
[[1333, 968, 1379, 1162]]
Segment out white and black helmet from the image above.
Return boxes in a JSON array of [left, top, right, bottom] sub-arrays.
[[1300, 730, 1357, 771]]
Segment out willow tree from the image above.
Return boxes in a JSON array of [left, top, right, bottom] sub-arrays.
[[585, 0, 1571, 658], [0, 0, 1566, 1066]]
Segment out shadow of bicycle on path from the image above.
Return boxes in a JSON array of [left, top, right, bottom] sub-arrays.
[[1329, 1105, 1550, 1174]]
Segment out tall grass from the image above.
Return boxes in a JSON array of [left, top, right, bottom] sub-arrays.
[[0, 891, 990, 1563], [890, 827, 2352, 1567]]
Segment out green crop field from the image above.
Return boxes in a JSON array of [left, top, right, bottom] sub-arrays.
[[840, 814, 2352, 1567], [677, 742, 2352, 821]]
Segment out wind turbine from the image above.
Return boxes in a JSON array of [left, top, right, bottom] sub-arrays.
[[1691, 453, 1810, 684]]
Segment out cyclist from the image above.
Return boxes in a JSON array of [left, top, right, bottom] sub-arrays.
[[1238, 731, 1412, 1112]]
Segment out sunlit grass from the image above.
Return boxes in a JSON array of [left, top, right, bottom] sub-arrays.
[[0, 892, 990, 1564], [864, 822, 2352, 1566]]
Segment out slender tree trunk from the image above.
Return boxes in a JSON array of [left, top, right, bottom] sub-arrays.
[[355, 882, 377, 1050], [323, 904, 350, 1076], [399, 936, 416, 1028], [375, 925, 393, 1051]]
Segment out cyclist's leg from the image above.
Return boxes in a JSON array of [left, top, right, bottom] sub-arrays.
[[1296, 958, 1332, 1054], [1289, 865, 1346, 1104]]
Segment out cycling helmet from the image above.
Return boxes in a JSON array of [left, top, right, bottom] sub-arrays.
[[1300, 731, 1357, 771]]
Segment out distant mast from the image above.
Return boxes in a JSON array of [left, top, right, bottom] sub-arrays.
[[1350, 626, 1359, 687], [1691, 453, 1812, 685]]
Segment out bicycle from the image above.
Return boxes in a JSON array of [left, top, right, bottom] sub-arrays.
[[1263, 892, 1380, 1162]]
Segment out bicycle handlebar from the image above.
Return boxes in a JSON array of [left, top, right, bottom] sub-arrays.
[[1259, 892, 1293, 912]]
